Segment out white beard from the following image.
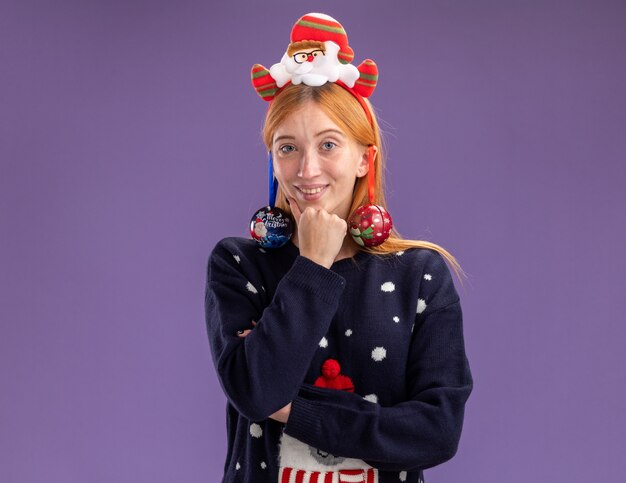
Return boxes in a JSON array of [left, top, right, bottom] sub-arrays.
[[293, 62, 314, 75]]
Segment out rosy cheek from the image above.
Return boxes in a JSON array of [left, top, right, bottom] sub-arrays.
[[272, 164, 286, 180], [272, 169, 291, 193]]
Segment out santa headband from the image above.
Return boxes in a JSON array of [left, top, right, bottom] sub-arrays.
[[250, 12, 379, 125]]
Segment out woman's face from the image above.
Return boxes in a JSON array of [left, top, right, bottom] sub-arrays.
[[272, 101, 369, 221]]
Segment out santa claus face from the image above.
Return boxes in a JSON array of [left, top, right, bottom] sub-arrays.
[[281, 41, 341, 77], [253, 221, 267, 238], [271, 101, 369, 221]]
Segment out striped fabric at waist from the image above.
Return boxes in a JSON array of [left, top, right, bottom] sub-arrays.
[[280, 466, 377, 483]]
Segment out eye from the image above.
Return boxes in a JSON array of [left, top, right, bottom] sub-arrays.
[[312, 51, 320, 57], [295, 53, 307, 63], [321, 141, 336, 151], [278, 144, 296, 154]]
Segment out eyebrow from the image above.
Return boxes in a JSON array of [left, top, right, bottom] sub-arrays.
[[315, 129, 346, 138], [273, 129, 346, 144]]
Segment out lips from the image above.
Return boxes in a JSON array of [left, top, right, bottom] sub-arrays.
[[299, 187, 324, 194], [295, 184, 328, 200]]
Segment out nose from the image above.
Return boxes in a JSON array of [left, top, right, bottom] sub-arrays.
[[307, 54, 314, 62], [297, 149, 322, 178]]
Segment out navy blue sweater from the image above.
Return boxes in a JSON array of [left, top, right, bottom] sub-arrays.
[[205, 237, 472, 483]]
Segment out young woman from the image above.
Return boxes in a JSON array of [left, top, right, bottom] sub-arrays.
[[205, 13, 472, 483]]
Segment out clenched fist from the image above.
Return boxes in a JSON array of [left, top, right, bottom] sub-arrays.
[[289, 198, 347, 269]]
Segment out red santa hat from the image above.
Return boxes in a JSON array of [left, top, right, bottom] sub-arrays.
[[289, 13, 354, 65]]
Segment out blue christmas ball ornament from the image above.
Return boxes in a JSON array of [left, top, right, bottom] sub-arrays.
[[250, 206, 293, 248]]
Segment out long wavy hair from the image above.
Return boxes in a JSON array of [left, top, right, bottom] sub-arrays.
[[262, 83, 464, 280]]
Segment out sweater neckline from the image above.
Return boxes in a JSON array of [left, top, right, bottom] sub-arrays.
[[284, 239, 370, 271]]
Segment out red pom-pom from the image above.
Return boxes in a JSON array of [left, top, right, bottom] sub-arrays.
[[314, 358, 354, 392], [321, 359, 341, 379]]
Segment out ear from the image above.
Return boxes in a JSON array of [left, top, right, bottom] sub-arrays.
[[356, 145, 377, 178]]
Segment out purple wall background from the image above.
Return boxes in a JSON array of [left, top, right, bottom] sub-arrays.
[[1, 0, 625, 481]]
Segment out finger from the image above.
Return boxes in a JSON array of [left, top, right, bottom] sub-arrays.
[[287, 197, 302, 222]]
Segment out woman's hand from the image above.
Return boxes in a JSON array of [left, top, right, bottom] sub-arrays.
[[269, 402, 292, 424], [289, 197, 347, 269], [236, 320, 257, 338]]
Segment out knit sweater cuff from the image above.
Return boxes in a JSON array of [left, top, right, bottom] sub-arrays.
[[284, 394, 325, 443], [284, 256, 346, 306]]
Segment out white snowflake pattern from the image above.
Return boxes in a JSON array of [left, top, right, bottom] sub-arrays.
[[416, 298, 427, 314], [380, 281, 395, 292], [396, 251, 405, 256], [260, 461, 267, 469], [235, 462, 240, 470], [399, 470, 407, 481], [371, 346, 387, 362], [246, 281, 258, 294], [319, 337, 328, 348], [363, 394, 378, 404], [345, 329, 353, 337], [233, 254, 241, 263], [423, 273, 432, 281], [249, 423, 263, 438], [411, 323, 415, 333], [393, 316, 400, 323]]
